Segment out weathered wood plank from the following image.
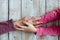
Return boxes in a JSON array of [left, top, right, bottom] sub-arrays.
[[22, 0, 45, 40], [0, 0, 59, 40], [9, 0, 22, 40], [0, 0, 8, 40], [22, 0, 36, 17], [34, 0, 46, 40], [22, 0, 37, 40], [45, 0, 58, 40], [0, 0, 8, 21]]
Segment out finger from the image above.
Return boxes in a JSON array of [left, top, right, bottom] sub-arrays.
[[19, 17, 26, 21], [15, 22, 28, 28], [35, 25, 40, 28], [23, 21, 32, 26], [14, 25, 24, 30], [33, 22, 40, 25], [30, 17, 35, 20], [37, 21, 43, 23], [36, 22, 41, 24], [20, 26, 27, 29], [34, 20, 43, 24], [35, 17, 41, 20], [16, 28, 24, 30], [15, 23, 22, 28], [16, 24, 27, 29]]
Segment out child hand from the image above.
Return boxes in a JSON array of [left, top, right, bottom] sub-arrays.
[[33, 17, 44, 27]]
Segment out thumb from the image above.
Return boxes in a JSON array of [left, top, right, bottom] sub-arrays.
[[23, 21, 32, 26], [14, 25, 24, 30]]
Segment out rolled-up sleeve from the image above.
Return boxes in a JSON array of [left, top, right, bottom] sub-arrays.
[[0, 19, 16, 35], [36, 26, 60, 36], [36, 8, 60, 24]]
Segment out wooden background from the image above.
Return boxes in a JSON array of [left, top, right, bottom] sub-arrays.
[[0, 0, 60, 40]]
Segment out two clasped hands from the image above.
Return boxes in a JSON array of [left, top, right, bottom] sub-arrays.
[[14, 17, 41, 33], [14, 8, 60, 36], [0, 8, 60, 36]]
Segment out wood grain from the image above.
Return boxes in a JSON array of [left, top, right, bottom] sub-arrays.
[[0, 0, 59, 40], [45, 0, 58, 40], [9, 0, 22, 40], [0, 0, 8, 40], [22, 0, 37, 40]]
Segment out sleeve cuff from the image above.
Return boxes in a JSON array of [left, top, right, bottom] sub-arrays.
[[35, 27, 46, 36], [7, 19, 16, 31]]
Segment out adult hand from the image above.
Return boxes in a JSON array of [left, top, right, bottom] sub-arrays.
[[13, 17, 26, 30], [15, 21, 37, 33]]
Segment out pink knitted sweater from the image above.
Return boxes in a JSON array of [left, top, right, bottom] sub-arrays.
[[36, 8, 60, 36]]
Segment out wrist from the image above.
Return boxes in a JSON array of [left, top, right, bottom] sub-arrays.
[[13, 21, 17, 29]]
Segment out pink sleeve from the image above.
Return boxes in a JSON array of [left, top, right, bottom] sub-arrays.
[[36, 8, 60, 24], [36, 26, 60, 36]]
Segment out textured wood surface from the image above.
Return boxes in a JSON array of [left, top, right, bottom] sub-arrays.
[[0, 0, 59, 40], [0, 0, 8, 40]]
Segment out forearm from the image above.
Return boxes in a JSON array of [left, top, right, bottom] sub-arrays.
[[0, 19, 16, 35], [37, 8, 60, 24], [36, 26, 60, 36]]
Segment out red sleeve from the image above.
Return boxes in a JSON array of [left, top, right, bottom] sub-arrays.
[[36, 26, 60, 36], [0, 19, 16, 35], [36, 8, 60, 24]]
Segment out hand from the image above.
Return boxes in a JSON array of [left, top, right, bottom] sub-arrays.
[[13, 17, 36, 31], [13, 17, 26, 30], [15, 21, 37, 33], [13, 17, 42, 30], [33, 17, 44, 27], [13, 17, 42, 31], [34, 17, 42, 24]]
